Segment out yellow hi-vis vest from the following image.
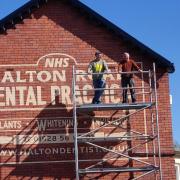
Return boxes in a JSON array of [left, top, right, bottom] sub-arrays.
[[95, 63, 103, 73]]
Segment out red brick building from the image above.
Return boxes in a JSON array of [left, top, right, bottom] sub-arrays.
[[0, 0, 175, 179]]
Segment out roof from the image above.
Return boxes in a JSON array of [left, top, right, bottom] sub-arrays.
[[0, 0, 175, 73]]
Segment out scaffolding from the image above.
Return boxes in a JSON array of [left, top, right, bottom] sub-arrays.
[[72, 63, 162, 180]]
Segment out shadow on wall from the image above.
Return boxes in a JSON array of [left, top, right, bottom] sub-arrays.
[[2, 95, 77, 179], [1, 94, 135, 179]]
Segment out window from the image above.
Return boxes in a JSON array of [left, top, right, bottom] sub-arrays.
[[175, 164, 180, 180]]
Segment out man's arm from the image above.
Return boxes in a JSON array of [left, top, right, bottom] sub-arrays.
[[132, 60, 142, 72], [118, 62, 122, 72], [88, 62, 93, 73], [103, 60, 109, 72]]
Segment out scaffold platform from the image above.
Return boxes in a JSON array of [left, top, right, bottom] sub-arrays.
[[77, 135, 155, 142], [79, 166, 159, 174], [77, 102, 154, 112]]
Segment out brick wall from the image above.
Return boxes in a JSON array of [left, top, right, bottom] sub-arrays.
[[0, 0, 175, 179]]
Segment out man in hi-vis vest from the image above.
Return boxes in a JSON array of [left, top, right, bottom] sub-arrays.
[[88, 51, 109, 104]]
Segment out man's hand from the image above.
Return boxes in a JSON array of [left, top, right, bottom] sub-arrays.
[[87, 69, 92, 74], [106, 69, 111, 73]]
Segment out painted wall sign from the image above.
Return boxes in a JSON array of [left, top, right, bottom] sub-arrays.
[[0, 53, 147, 165], [0, 53, 122, 111]]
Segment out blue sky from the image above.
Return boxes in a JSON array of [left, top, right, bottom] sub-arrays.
[[0, 0, 179, 143]]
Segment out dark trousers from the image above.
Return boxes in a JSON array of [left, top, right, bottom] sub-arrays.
[[92, 79, 106, 103], [121, 76, 136, 103]]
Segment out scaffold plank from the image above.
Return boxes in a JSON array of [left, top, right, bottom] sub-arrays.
[[77, 102, 154, 112], [79, 166, 158, 174], [77, 135, 154, 142]]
